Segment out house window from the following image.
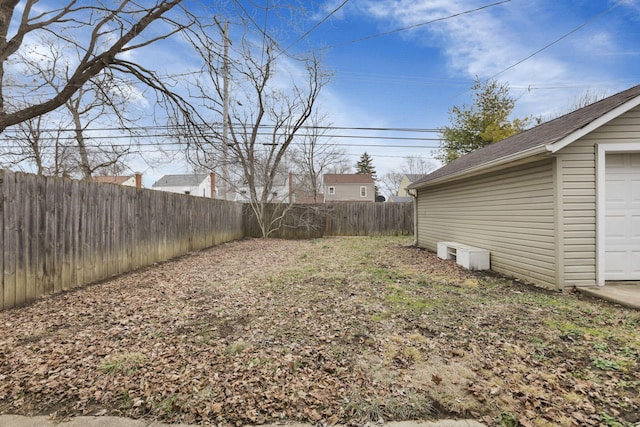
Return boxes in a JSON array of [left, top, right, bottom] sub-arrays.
[[328, 186, 335, 195], [360, 186, 367, 197]]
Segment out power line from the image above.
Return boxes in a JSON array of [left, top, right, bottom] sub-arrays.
[[280, 0, 351, 56], [488, 2, 622, 81], [1, 124, 443, 134], [231, 0, 281, 52], [1, 135, 441, 145], [0, 136, 441, 147], [322, 0, 511, 50], [2, 145, 438, 160]]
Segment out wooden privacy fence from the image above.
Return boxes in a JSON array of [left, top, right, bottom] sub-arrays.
[[244, 202, 414, 239], [0, 170, 244, 311], [325, 202, 413, 236], [1, 169, 414, 310]]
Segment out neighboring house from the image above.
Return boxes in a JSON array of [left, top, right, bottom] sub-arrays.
[[93, 173, 142, 188], [152, 173, 217, 198], [397, 174, 426, 197], [293, 190, 322, 204], [233, 172, 294, 203], [323, 174, 375, 202], [409, 85, 640, 290]]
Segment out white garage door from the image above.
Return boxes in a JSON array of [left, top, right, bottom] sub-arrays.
[[605, 153, 640, 280]]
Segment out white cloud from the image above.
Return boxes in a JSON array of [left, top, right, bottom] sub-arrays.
[[349, 0, 636, 118]]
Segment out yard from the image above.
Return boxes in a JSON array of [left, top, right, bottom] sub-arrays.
[[0, 237, 638, 426]]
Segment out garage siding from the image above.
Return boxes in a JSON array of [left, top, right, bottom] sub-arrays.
[[555, 142, 596, 286], [555, 105, 640, 286], [416, 160, 556, 288]]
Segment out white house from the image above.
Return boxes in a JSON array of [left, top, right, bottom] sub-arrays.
[[152, 173, 217, 198], [232, 172, 294, 203]]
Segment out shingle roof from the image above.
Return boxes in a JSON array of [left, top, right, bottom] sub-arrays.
[[152, 174, 209, 187], [410, 84, 640, 189], [324, 174, 375, 184]]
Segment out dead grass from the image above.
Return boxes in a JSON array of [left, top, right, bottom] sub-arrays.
[[0, 236, 638, 426]]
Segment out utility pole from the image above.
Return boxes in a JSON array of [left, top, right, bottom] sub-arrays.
[[215, 17, 231, 200]]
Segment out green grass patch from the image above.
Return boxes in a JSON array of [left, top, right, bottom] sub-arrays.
[[99, 352, 145, 375], [384, 284, 441, 312]]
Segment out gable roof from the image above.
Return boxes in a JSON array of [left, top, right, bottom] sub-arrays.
[[410, 84, 640, 189], [152, 174, 209, 188], [93, 176, 133, 185], [324, 174, 375, 185]]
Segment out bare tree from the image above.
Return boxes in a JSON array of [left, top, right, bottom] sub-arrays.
[[1, 111, 49, 174], [405, 155, 436, 175], [288, 112, 350, 203], [8, 35, 143, 178], [380, 155, 436, 198], [567, 89, 610, 113], [0, 0, 191, 133], [184, 20, 330, 237], [379, 171, 404, 199], [0, 94, 77, 176]]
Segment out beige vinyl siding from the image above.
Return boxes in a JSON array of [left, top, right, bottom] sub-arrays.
[[555, 143, 596, 287], [555, 105, 640, 287], [325, 183, 375, 202], [416, 160, 556, 288]]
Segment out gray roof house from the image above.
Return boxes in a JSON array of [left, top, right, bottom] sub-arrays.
[[152, 173, 216, 198], [398, 174, 426, 197], [388, 173, 427, 202], [409, 85, 640, 290], [323, 174, 375, 203]]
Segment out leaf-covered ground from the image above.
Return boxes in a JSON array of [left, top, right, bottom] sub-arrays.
[[1, 237, 639, 426]]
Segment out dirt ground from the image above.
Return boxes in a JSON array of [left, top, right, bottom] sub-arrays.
[[0, 237, 638, 426]]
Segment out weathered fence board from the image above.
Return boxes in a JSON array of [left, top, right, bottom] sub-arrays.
[[244, 202, 413, 239], [0, 177, 2, 311], [1, 169, 414, 311], [3, 172, 16, 308], [0, 170, 245, 310], [325, 202, 414, 236]]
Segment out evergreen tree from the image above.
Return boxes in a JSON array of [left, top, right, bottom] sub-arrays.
[[355, 152, 378, 196], [355, 152, 376, 178]]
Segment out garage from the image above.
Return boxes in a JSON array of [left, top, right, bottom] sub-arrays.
[[411, 85, 640, 290], [605, 153, 640, 281]]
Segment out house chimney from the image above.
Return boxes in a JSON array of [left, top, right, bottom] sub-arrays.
[[210, 172, 216, 198], [135, 172, 142, 188]]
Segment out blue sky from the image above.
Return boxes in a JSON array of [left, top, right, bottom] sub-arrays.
[[236, 0, 640, 177], [6, 0, 640, 187]]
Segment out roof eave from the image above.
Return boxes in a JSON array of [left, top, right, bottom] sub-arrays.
[[547, 94, 640, 153], [410, 145, 551, 190]]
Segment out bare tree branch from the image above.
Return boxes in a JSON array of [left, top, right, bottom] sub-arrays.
[[0, 0, 187, 132], [183, 18, 330, 237]]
